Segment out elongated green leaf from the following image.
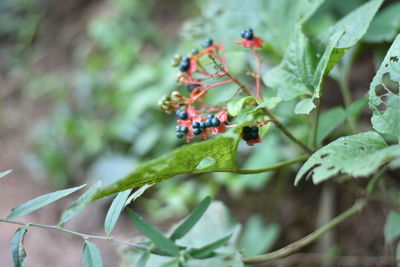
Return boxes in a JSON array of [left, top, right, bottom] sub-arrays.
[[11, 227, 28, 267], [104, 189, 132, 234], [364, 2, 400, 43], [8, 184, 86, 219], [188, 234, 232, 259], [83, 241, 103, 267], [384, 210, 400, 243], [125, 184, 153, 207], [0, 169, 12, 179], [127, 209, 180, 256], [170, 196, 212, 241], [369, 34, 400, 138], [92, 137, 239, 200], [295, 131, 400, 185], [59, 181, 101, 224]]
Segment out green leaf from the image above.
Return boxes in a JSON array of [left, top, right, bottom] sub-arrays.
[[319, 0, 384, 49], [82, 241, 103, 267], [295, 131, 400, 185], [125, 184, 153, 207], [227, 96, 257, 117], [188, 233, 232, 259], [59, 181, 101, 224], [239, 215, 280, 257], [0, 169, 12, 179], [384, 210, 400, 243], [104, 189, 132, 234], [170, 196, 212, 241], [346, 97, 368, 117], [364, 2, 400, 43], [127, 209, 180, 256], [92, 137, 239, 200], [7, 184, 86, 219], [369, 34, 400, 138], [295, 98, 315, 114], [11, 227, 28, 267]]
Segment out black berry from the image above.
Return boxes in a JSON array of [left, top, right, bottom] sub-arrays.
[[176, 125, 181, 132], [251, 126, 259, 133], [241, 28, 254, 40], [176, 109, 188, 120], [192, 121, 200, 128], [242, 126, 251, 133], [201, 38, 213, 48], [177, 132, 185, 139], [193, 128, 202, 135], [207, 114, 214, 120], [211, 117, 220, 127], [181, 126, 189, 133], [179, 57, 191, 72], [205, 119, 212, 128], [241, 125, 259, 141], [200, 121, 206, 129]]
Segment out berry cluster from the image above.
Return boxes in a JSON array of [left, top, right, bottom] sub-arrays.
[[161, 28, 265, 145]]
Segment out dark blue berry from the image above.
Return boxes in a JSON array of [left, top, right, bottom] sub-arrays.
[[192, 121, 200, 128], [193, 128, 202, 135], [250, 132, 259, 140], [242, 132, 252, 141], [191, 48, 199, 55], [211, 117, 220, 127], [240, 30, 246, 39], [242, 28, 254, 40], [201, 38, 213, 48], [251, 126, 259, 133], [176, 109, 187, 120], [205, 120, 212, 128], [177, 132, 185, 139], [179, 57, 190, 72], [187, 84, 201, 93], [207, 114, 214, 120], [181, 126, 189, 133], [176, 125, 181, 132], [200, 121, 206, 128], [242, 126, 251, 133]]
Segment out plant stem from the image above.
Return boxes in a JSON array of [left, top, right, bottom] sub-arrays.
[[338, 78, 356, 133], [242, 199, 367, 264], [366, 164, 389, 194], [312, 98, 321, 149], [0, 218, 148, 250], [251, 49, 262, 99], [236, 155, 308, 174], [223, 71, 313, 154]]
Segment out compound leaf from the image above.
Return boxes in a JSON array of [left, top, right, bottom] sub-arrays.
[[127, 209, 180, 256], [83, 241, 103, 267], [104, 188, 132, 234], [295, 131, 400, 184], [8, 184, 86, 219], [92, 137, 239, 200], [369, 34, 400, 138], [11, 227, 28, 267], [170, 196, 212, 241]]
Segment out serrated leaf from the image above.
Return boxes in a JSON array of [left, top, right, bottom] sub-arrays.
[[104, 188, 132, 234], [188, 233, 232, 259], [227, 96, 257, 117], [8, 184, 86, 219], [170, 196, 212, 241], [11, 227, 28, 267], [364, 2, 400, 43], [369, 34, 400, 137], [82, 241, 103, 267], [127, 209, 180, 256], [0, 169, 12, 179], [295, 131, 400, 184], [320, 0, 384, 49], [384, 210, 400, 243], [92, 137, 239, 200], [59, 181, 102, 224], [239, 215, 280, 257]]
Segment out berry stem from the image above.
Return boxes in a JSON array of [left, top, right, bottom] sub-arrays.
[[236, 154, 308, 174], [251, 48, 262, 99]]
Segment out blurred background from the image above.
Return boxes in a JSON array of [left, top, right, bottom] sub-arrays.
[[0, 0, 399, 266]]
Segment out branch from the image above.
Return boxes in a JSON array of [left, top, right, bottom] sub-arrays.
[[242, 199, 367, 264], [236, 155, 308, 174]]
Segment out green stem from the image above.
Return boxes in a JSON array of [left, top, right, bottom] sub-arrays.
[[242, 199, 367, 264], [236, 155, 308, 174], [366, 164, 389, 194], [312, 98, 321, 149]]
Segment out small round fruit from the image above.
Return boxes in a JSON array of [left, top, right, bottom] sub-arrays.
[[192, 121, 200, 128], [201, 38, 213, 48], [251, 126, 259, 133], [181, 126, 189, 133], [176, 125, 181, 132], [177, 132, 185, 139], [205, 120, 212, 128], [193, 128, 202, 135], [207, 114, 214, 120], [211, 117, 220, 127]]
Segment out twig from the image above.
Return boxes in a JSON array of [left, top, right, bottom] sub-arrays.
[[236, 155, 308, 174], [242, 199, 367, 264]]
